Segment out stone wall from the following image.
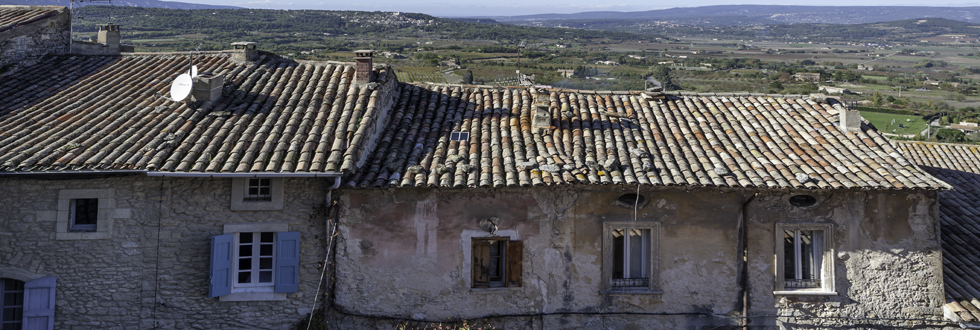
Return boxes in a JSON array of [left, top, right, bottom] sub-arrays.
[[333, 186, 947, 329], [0, 175, 331, 329], [0, 6, 70, 68]]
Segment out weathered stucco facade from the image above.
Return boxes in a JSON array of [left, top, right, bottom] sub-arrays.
[[0, 6, 70, 68], [0, 175, 332, 329], [335, 186, 946, 329]]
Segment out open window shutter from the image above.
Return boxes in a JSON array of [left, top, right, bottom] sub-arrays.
[[506, 241, 523, 287], [275, 231, 300, 293], [472, 240, 490, 288], [23, 276, 56, 330], [210, 233, 234, 298]]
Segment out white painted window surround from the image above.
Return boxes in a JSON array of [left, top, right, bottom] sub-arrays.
[[219, 223, 289, 301], [774, 223, 836, 296], [230, 178, 283, 211], [55, 189, 130, 240]]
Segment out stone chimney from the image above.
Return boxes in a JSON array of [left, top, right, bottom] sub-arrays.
[[231, 42, 258, 63], [191, 73, 224, 105], [354, 50, 375, 85], [97, 23, 121, 52], [839, 108, 862, 133]]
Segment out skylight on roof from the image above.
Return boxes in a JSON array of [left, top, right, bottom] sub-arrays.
[[450, 132, 469, 141]]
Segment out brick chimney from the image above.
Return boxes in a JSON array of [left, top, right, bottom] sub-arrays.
[[231, 42, 258, 63], [354, 50, 375, 85]]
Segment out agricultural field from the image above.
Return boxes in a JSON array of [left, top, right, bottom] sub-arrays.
[[860, 111, 928, 136]]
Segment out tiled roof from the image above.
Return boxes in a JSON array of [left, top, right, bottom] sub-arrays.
[[897, 141, 980, 323], [0, 6, 63, 33], [0, 52, 397, 174], [346, 84, 949, 190]]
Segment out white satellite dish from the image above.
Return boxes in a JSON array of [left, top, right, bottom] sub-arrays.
[[190, 65, 198, 77], [170, 73, 193, 102]]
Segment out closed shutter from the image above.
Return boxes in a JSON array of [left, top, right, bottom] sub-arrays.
[[275, 231, 301, 293], [23, 276, 56, 330], [210, 233, 234, 298], [506, 241, 523, 287], [472, 240, 491, 288]]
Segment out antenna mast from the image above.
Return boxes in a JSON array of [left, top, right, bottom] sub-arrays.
[[69, 0, 113, 51]]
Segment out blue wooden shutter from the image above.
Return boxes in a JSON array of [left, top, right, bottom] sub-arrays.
[[275, 231, 300, 293], [210, 233, 234, 298], [23, 276, 56, 330]]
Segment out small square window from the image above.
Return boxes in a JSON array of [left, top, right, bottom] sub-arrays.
[[244, 178, 272, 202], [774, 223, 835, 295], [471, 237, 522, 288], [69, 199, 98, 232]]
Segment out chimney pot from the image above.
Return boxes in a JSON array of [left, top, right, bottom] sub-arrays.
[[231, 42, 258, 62], [354, 49, 375, 85]]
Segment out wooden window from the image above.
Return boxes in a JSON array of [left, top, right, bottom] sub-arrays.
[[0, 277, 56, 330], [472, 238, 522, 288], [210, 229, 300, 299], [69, 198, 98, 232]]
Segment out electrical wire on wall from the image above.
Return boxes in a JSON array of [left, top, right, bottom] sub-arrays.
[[307, 199, 339, 330]]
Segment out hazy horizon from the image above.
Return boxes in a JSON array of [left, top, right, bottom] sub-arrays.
[[159, 1, 980, 17]]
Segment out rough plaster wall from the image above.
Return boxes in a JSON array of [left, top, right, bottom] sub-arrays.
[[334, 186, 743, 329], [745, 191, 946, 329], [0, 10, 70, 68], [0, 176, 328, 329]]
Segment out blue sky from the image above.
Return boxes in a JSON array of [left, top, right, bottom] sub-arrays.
[[180, 1, 980, 17]]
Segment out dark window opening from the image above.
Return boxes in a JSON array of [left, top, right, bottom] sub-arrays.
[[245, 178, 272, 202], [70, 198, 98, 232], [1, 278, 24, 330], [789, 195, 817, 207]]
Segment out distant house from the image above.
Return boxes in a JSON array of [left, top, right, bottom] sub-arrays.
[[557, 69, 574, 77], [793, 72, 821, 82], [819, 85, 850, 94], [595, 60, 619, 66]]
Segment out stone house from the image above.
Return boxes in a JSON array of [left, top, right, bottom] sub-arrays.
[[792, 72, 820, 82], [0, 6, 70, 67], [0, 27, 962, 330], [899, 142, 980, 328]]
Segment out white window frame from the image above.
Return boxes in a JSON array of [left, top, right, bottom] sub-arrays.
[[230, 177, 283, 211], [601, 221, 661, 294], [232, 231, 276, 289], [774, 223, 836, 295], [55, 189, 124, 240], [220, 223, 289, 301]]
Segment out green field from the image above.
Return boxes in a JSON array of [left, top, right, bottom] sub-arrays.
[[860, 111, 927, 136]]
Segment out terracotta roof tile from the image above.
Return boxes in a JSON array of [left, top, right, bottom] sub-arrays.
[[0, 52, 397, 174], [349, 85, 948, 190], [0, 6, 63, 32]]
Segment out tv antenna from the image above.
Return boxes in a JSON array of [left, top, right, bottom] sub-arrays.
[[68, 0, 114, 50]]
